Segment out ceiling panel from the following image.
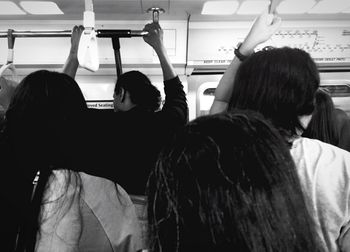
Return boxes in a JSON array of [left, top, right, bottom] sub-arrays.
[[141, 0, 170, 14], [0, 0, 348, 21], [95, 1, 142, 15], [170, 1, 205, 15]]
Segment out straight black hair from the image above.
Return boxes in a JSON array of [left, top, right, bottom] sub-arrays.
[[114, 70, 161, 112], [4, 70, 88, 252], [229, 47, 320, 140], [147, 111, 322, 252], [302, 89, 339, 146]]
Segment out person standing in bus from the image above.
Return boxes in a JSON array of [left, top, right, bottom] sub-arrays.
[[302, 89, 350, 152], [63, 22, 188, 195], [147, 111, 323, 252], [63, 23, 188, 249], [210, 10, 350, 251]]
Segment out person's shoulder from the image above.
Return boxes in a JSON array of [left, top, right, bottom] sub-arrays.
[[87, 108, 114, 115], [79, 172, 135, 211], [297, 136, 348, 151], [334, 108, 350, 122], [86, 108, 115, 123], [291, 137, 350, 183], [295, 137, 350, 161]]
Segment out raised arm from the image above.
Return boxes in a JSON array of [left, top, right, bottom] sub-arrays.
[[210, 10, 282, 114], [143, 22, 188, 125], [0, 77, 17, 111], [143, 23, 176, 81], [62, 25, 84, 78]]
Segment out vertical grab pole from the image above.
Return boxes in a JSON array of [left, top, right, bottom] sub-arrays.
[[111, 37, 123, 77]]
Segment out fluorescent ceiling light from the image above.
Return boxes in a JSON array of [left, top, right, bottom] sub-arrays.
[[0, 1, 26, 15], [237, 0, 270, 15], [277, 0, 316, 14], [20, 1, 64, 15], [308, 0, 350, 14], [202, 1, 239, 15]]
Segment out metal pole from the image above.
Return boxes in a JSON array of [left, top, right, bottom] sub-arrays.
[[0, 30, 72, 38], [0, 29, 148, 38], [111, 37, 123, 77], [96, 30, 147, 38]]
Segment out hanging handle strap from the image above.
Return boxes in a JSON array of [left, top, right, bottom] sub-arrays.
[[85, 0, 94, 12], [148, 7, 164, 23], [84, 0, 95, 30], [153, 9, 160, 23], [78, 0, 99, 72], [7, 29, 15, 64], [0, 29, 19, 83]]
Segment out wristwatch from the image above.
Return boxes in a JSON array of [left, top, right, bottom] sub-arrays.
[[234, 42, 249, 62]]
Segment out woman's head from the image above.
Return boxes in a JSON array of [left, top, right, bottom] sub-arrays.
[[5, 70, 87, 167], [229, 47, 320, 139], [302, 89, 339, 145], [114, 70, 161, 112], [3, 70, 88, 251], [148, 111, 321, 252]]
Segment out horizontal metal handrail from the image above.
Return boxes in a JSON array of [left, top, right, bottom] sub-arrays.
[[0, 29, 148, 38]]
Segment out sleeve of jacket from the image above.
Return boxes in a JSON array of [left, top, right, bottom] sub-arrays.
[[158, 76, 188, 127]]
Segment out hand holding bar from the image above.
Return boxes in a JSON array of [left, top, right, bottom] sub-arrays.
[[0, 7, 164, 38]]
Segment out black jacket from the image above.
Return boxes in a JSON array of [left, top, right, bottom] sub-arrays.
[[80, 76, 188, 195]]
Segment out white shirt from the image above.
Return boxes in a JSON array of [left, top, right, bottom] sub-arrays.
[[35, 170, 142, 252], [291, 137, 350, 252]]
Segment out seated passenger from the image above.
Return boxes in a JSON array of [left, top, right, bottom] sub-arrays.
[[2, 70, 142, 251], [147, 111, 322, 252], [210, 10, 350, 251]]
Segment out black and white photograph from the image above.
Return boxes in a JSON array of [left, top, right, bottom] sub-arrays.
[[0, 0, 350, 251]]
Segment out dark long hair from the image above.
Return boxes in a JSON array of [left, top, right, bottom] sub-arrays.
[[302, 89, 339, 146], [147, 111, 322, 252], [3, 70, 88, 252], [229, 47, 320, 140], [114, 70, 161, 112]]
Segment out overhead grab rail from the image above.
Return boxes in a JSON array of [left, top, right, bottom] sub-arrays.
[[0, 5, 164, 75], [0, 6, 162, 39], [0, 30, 148, 38]]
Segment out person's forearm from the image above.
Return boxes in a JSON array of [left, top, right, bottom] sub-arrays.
[[209, 11, 281, 115], [209, 39, 256, 114], [154, 45, 176, 81], [62, 53, 79, 79], [0, 78, 18, 111], [210, 57, 241, 114]]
